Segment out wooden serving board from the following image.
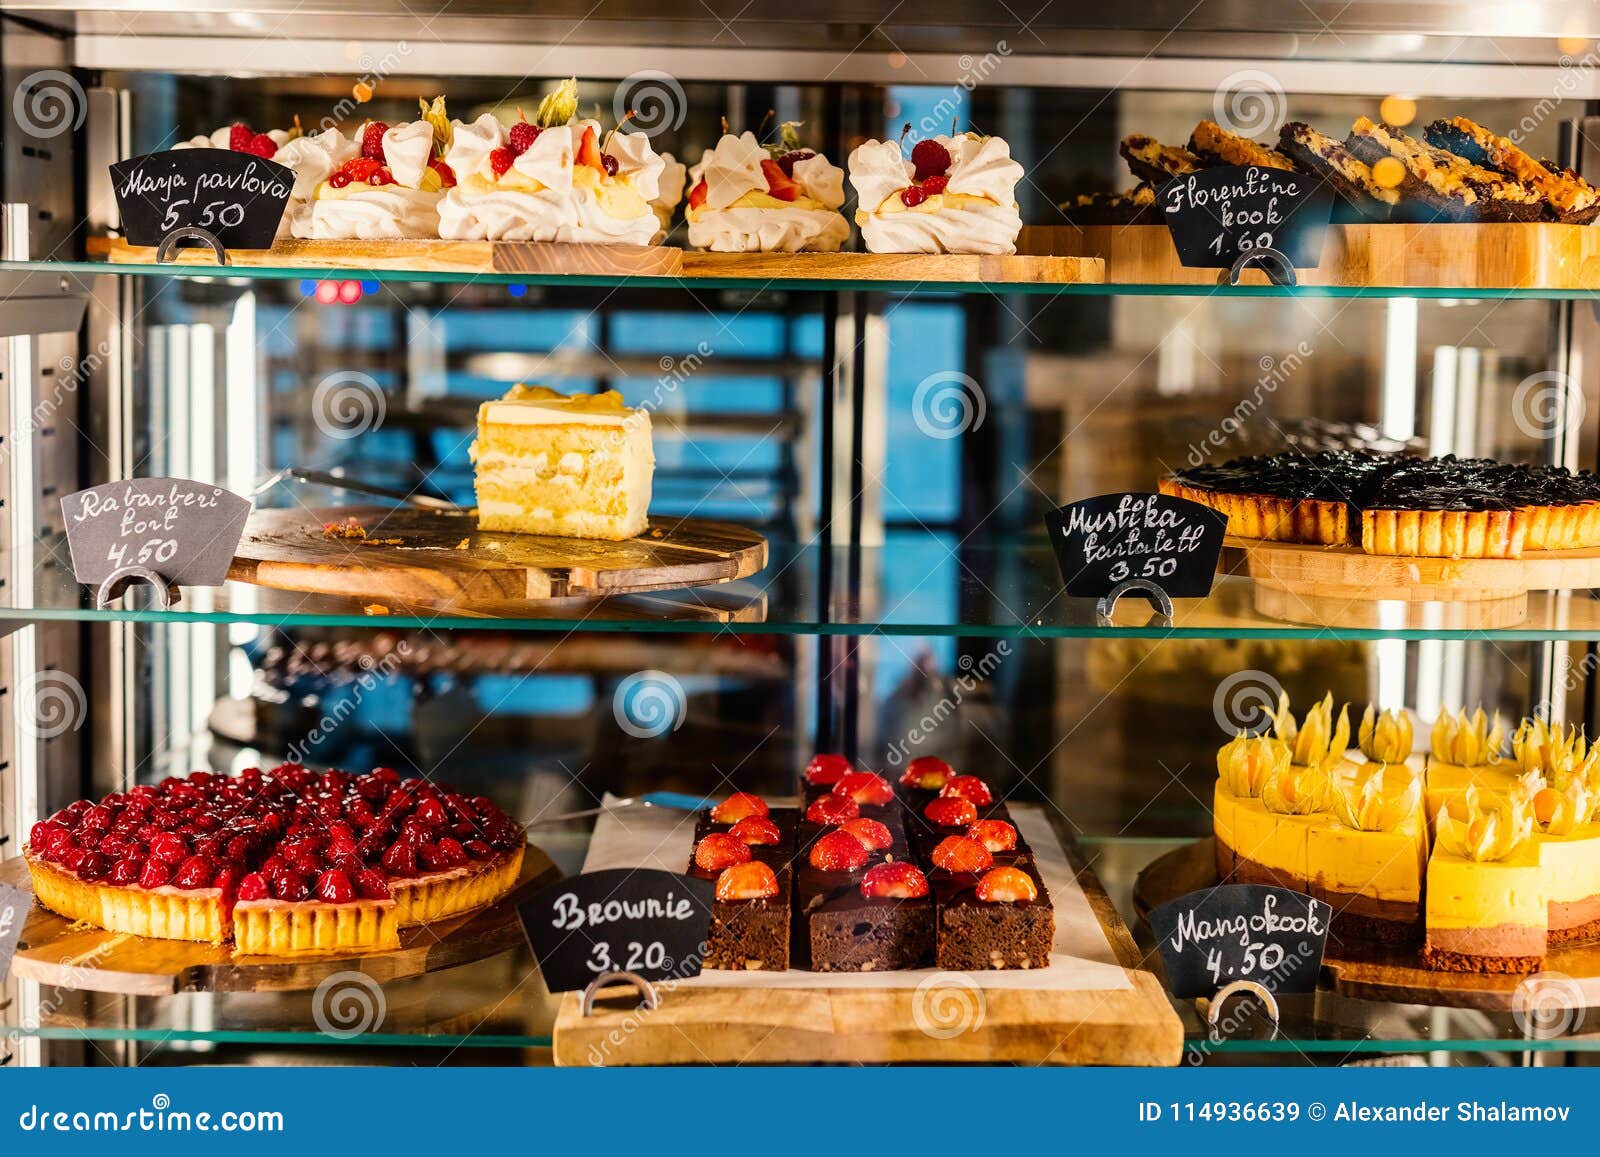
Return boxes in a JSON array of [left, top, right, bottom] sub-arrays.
[[1225, 534, 1600, 628], [228, 506, 768, 607], [553, 816, 1182, 1066], [680, 250, 1104, 284], [1022, 222, 1600, 288], [1135, 838, 1600, 1012], [98, 236, 682, 277], [1, 844, 557, 996]]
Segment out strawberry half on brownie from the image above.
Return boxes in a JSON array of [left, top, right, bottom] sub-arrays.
[[688, 794, 797, 970]]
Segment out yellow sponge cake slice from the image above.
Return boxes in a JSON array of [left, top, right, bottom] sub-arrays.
[[471, 384, 654, 541]]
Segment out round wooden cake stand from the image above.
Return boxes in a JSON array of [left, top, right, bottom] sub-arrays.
[[229, 506, 768, 607], [1134, 838, 1600, 1012], [1, 844, 557, 996], [1226, 534, 1600, 628]]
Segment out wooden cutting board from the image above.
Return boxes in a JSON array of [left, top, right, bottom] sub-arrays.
[[680, 250, 1104, 284], [553, 819, 1183, 1066], [1022, 222, 1600, 288], [1135, 839, 1600, 1012], [99, 236, 682, 277], [228, 506, 767, 606], [1, 844, 557, 995]]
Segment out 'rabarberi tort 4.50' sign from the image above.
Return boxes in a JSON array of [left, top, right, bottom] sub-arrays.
[[61, 478, 251, 608]]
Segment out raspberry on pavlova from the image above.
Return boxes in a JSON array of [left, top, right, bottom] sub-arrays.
[[685, 122, 848, 253], [848, 128, 1024, 255]]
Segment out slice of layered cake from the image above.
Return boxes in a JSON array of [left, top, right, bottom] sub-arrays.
[[470, 384, 654, 540]]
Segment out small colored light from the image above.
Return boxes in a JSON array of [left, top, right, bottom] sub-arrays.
[[1378, 95, 1417, 127], [299, 279, 317, 296], [507, 283, 527, 298], [338, 279, 362, 304], [314, 281, 340, 304], [361, 280, 379, 294]]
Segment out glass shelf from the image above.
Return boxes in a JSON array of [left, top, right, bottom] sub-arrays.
[[9, 536, 1600, 640], [28, 259, 1600, 300], [5, 834, 1596, 1062]]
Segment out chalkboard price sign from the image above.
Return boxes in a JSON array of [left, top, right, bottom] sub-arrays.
[[1161, 165, 1334, 270], [61, 478, 251, 592], [1148, 884, 1330, 1000], [1045, 491, 1227, 600], [110, 149, 294, 250], [0, 882, 29, 983], [518, 868, 714, 994]]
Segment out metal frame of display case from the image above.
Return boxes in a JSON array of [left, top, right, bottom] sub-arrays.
[[5, 1, 1600, 1065]]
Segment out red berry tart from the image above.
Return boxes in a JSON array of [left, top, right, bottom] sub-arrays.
[[24, 764, 525, 958]]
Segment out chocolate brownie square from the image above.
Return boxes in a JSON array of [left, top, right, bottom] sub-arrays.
[[931, 859, 1054, 971], [689, 858, 792, 971], [806, 870, 934, 972]]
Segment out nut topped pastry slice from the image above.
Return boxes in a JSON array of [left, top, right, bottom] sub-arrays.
[[1423, 116, 1600, 224], [1118, 134, 1202, 184], [1058, 182, 1157, 226], [1188, 119, 1295, 170], [1277, 121, 1402, 222], [1346, 117, 1543, 222]]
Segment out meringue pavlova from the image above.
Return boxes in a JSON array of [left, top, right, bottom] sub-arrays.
[[299, 97, 455, 241], [685, 123, 848, 253], [439, 79, 665, 245], [847, 131, 1024, 255], [174, 120, 308, 239]]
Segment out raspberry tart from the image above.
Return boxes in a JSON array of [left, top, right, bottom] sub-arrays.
[[24, 764, 525, 958]]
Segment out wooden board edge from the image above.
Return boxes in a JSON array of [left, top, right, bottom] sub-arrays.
[[1020, 222, 1600, 290], [678, 250, 1104, 284]]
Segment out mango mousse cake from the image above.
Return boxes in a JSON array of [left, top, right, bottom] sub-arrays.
[[1212, 691, 1600, 972], [470, 383, 654, 540]]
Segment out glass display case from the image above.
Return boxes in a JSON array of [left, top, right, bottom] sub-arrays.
[[5, 0, 1600, 1069]]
